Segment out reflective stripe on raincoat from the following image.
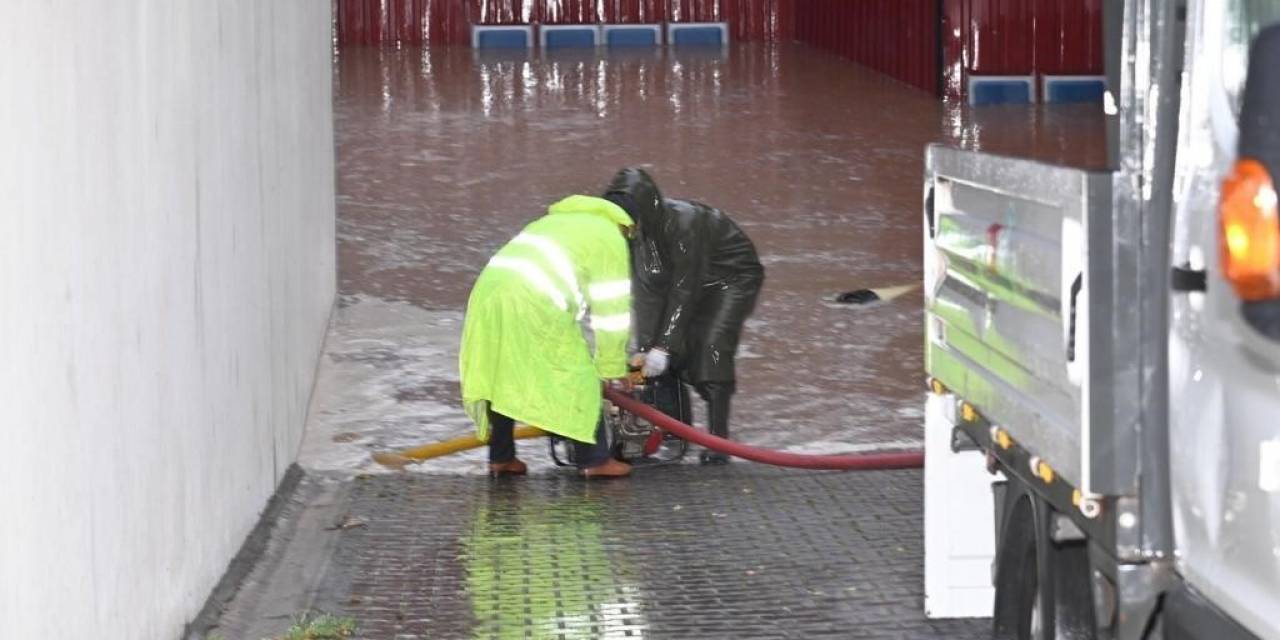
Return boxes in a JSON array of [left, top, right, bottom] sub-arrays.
[[460, 195, 634, 444]]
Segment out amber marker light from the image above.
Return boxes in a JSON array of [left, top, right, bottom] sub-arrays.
[[1220, 159, 1280, 300]]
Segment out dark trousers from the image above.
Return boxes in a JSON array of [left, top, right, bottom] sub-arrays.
[[488, 409, 612, 468], [693, 381, 735, 439], [683, 273, 761, 384]]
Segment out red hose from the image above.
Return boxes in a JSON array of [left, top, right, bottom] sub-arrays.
[[604, 388, 924, 471]]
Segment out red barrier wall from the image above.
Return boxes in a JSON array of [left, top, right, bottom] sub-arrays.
[[541, 0, 604, 23], [1032, 0, 1105, 74], [334, 0, 1098, 102], [724, 0, 794, 43], [336, 0, 794, 46], [600, 0, 666, 24], [792, 0, 1101, 99], [794, 0, 939, 95], [942, 0, 1103, 100], [336, 0, 472, 45]]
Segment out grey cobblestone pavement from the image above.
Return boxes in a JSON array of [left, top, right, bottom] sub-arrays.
[[311, 464, 988, 639]]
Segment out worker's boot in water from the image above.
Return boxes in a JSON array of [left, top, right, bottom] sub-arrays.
[[697, 381, 734, 465], [488, 458, 528, 477], [581, 458, 632, 478]]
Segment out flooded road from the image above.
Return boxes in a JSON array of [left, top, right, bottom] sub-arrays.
[[305, 42, 1106, 474]]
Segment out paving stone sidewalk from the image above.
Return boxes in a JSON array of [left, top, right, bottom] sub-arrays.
[[214, 464, 990, 639]]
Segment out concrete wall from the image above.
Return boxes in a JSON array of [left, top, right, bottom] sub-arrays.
[[0, 2, 335, 638]]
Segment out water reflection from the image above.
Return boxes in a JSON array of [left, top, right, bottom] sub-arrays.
[[941, 99, 1108, 170], [463, 485, 649, 639]]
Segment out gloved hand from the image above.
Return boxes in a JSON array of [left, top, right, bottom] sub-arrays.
[[641, 348, 669, 378], [629, 352, 647, 369]]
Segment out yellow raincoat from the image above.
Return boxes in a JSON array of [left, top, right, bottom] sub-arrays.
[[460, 195, 633, 443]]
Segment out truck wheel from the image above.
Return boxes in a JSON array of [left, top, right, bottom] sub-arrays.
[[993, 480, 1096, 639]]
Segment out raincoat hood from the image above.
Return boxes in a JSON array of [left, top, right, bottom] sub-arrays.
[[547, 194, 634, 228], [603, 167, 665, 233]]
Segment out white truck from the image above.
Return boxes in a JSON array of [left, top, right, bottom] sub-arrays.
[[923, 1, 1280, 638]]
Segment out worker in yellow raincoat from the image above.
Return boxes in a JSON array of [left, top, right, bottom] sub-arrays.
[[460, 195, 636, 478]]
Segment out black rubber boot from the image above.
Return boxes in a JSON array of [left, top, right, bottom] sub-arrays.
[[695, 381, 735, 465]]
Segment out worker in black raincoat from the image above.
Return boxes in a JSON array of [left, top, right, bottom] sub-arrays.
[[603, 168, 765, 464]]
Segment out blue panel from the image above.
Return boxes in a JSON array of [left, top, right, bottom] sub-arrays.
[[970, 81, 1032, 106], [671, 27, 723, 46], [1045, 80, 1106, 104], [607, 29, 658, 47], [545, 29, 596, 49], [476, 30, 529, 49]]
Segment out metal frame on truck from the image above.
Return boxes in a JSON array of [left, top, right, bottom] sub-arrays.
[[923, 0, 1280, 638]]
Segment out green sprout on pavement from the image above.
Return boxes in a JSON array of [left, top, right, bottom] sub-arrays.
[[278, 612, 357, 640]]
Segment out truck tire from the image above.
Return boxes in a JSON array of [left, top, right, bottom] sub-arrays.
[[993, 479, 1096, 639]]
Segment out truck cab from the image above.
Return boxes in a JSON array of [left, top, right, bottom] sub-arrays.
[[922, 1, 1280, 638]]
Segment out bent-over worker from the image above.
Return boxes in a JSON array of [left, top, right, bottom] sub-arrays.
[[459, 195, 636, 478]]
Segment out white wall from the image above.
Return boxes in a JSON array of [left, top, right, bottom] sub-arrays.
[[0, 1, 335, 638]]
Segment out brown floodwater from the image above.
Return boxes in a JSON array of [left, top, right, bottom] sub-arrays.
[[332, 42, 1106, 451]]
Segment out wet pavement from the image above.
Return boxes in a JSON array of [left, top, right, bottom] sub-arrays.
[[209, 41, 1109, 638], [209, 467, 990, 639], [334, 466, 985, 639]]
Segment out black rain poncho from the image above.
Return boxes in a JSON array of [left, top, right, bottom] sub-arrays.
[[604, 168, 764, 383]]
